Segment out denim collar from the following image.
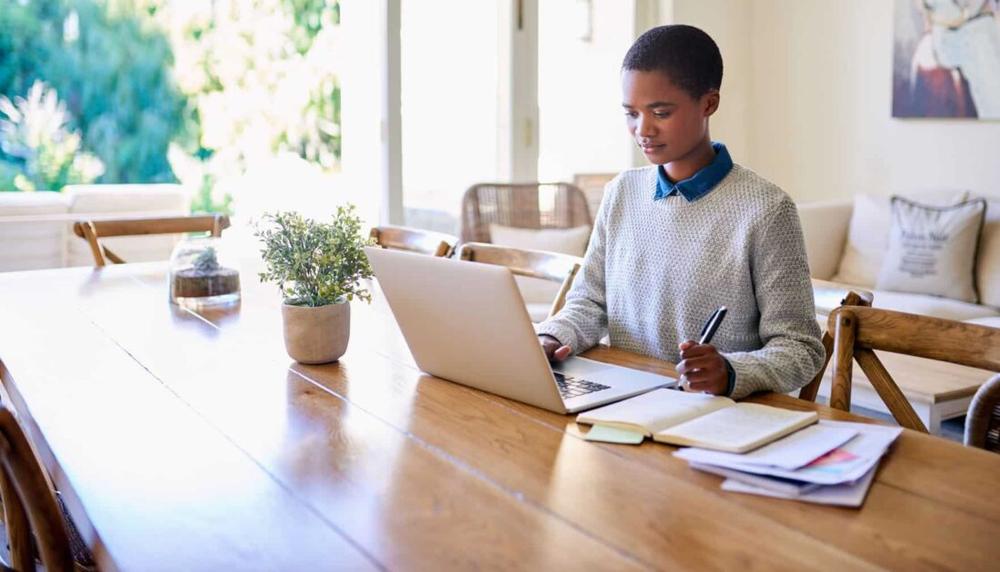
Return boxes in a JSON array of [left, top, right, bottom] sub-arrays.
[[655, 142, 733, 202]]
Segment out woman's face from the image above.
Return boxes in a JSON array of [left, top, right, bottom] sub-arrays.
[[621, 69, 718, 166]]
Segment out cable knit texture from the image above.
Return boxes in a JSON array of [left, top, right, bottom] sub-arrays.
[[536, 164, 824, 399]]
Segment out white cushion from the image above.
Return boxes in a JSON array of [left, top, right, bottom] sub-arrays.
[[488, 224, 590, 308], [876, 197, 986, 303], [834, 191, 967, 287], [797, 200, 852, 281], [488, 224, 591, 256], [975, 199, 1000, 309], [0, 192, 69, 271], [869, 289, 998, 321], [64, 184, 189, 266], [0, 191, 69, 215], [813, 279, 999, 321]]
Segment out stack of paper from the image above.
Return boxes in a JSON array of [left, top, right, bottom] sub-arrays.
[[673, 420, 902, 507]]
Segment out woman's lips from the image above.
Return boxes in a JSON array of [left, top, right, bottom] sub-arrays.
[[641, 143, 665, 154]]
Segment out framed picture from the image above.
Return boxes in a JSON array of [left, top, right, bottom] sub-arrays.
[[892, 0, 1000, 119]]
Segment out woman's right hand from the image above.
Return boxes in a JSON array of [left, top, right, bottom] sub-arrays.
[[539, 334, 572, 362]]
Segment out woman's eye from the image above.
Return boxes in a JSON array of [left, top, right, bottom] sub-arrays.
[[654, 112, 671, 119], [624, 111, 638, 118]]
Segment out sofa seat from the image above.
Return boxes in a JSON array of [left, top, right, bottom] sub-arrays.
[[0, 185, 189, 272], [0, 192, 69, 271], [812, 279, 1000, 322]]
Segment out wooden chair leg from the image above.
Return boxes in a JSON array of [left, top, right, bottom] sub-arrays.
[[799, 331, 833, 402], [433, 241, 451, 258], [79, 222, 106, 267], [547, 265, 580, 319], [0, 468, 33, 571], [855, 348, 929, 433], [102, 246, 125, 264], [829, 309, 857, 412]]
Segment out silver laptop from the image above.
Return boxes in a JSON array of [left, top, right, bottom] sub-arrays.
[[365, 247, 675, 413]]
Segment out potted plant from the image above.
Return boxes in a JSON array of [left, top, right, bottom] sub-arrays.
[[255, 206, 374, 364]]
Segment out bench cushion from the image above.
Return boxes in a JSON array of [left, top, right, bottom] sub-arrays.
[[0, 192, 69, 271]]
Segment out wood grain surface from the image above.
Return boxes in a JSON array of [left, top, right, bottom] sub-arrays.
[[0, 262, 997, 571]]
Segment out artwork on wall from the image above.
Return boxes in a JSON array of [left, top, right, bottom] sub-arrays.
[[892, 0, 1000, 119]]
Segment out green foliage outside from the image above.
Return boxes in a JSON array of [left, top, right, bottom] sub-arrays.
[[0, 0, 190, 191], [254, 206, 374, 307], [0, 81, 104, 192], [0, 0, 342, 215]]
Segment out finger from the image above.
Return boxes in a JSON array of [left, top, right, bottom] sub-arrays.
[[682, 368, 723, 384], [686, 378, 724, 394], [678, 344, 718, 360], [677, 339, 697, 351], [553, 345, 572, 361], [676, 356, 720, 376]]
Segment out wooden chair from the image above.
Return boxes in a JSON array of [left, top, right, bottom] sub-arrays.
[[459, 182, 592, 244], [73, 214, 231, 267], [796, 289, 873, 402], [456, 242, 582, 319], [0, 405, 73, 571], [823, 305, 1000, 433], [369, 226, 457, 258], [572, 172, 616, 219], [965, 374, 1000, 452]]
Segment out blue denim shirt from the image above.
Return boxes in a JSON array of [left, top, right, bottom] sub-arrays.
[[655, 142, 734, 202]]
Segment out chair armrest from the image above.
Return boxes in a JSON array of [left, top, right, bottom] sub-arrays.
[[797, 200, 853, 280]]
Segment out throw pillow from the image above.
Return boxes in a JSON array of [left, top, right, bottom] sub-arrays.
[[488, 224, 591, 256], [488, 224, 591, 306], [834, 190, 968, 287], [875, 196, 987, 303], [975, 200, 1000, 309]]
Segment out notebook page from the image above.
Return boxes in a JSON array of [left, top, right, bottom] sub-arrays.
[[654, 403, 818, 453], [576, 389, 734, 435], [675, 424, 858, 470]]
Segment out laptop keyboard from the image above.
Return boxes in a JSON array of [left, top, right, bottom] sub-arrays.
[[553, 371, 611, 400]]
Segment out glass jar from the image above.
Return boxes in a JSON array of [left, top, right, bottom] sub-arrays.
[[168, 237, 241, 308]]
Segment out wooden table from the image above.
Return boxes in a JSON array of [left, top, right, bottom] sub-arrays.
[[0, 263, 998, 571]]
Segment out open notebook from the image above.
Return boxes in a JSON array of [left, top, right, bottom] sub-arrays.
[[576, 389, 818, 453]]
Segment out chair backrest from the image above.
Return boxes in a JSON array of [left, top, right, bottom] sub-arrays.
[[797, 288, 873, 402], [73, 214, 231, 267], [369, 225, 457, 258], [965, 374, 1000, 452], [456, 242, 581, 319], [572, 172, 616, 218], [0, 406, 73, 571], [827, 305, 1000, 433], [460, 182, 592, 244]]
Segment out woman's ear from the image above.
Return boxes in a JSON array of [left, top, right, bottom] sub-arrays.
[[703, 90, 721, 117]]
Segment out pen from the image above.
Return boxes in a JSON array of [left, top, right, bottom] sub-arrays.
[[698, 306, 727, 345], [673, 306, 728, 392]]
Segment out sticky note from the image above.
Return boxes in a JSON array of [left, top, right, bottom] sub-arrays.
[[584, 424, 645, 445]]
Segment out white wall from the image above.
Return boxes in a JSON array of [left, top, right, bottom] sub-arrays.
[[538, 0, 639, 181], [668, 0, 1000, 202], [669, 0, 752, 161]]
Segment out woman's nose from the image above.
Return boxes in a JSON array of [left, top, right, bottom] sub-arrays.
[[636, 115, 656, 138]]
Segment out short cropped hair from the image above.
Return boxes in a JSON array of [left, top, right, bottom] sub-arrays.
[[622, 25, 723, 99]]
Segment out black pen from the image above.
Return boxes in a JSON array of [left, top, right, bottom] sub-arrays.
[[698, 306, 727, 345], [672, 306, 728, 391]]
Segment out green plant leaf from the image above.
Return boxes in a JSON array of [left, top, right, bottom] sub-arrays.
[[254, 205, 374, 307]]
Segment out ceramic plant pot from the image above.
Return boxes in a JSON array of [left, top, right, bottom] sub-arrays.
[[281, 301, 350, 364]]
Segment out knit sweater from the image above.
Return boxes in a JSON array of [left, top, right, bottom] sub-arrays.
[[536, 164, 824, 399]]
